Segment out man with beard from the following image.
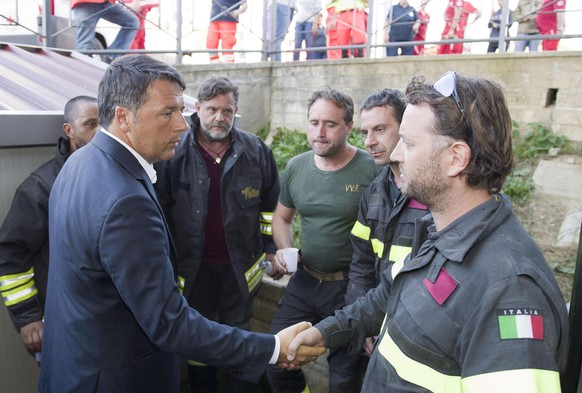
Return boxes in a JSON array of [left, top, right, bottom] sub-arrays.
[[154, 75, 280, 393], [285, 72, 568, 392], [0, 96, 98, 361], [266, 87, 378, 393]]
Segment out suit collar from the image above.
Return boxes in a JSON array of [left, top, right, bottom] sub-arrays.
[[92, 130, 150, 181], [91, 130, 180, 281], [98, 129, 157, 183]]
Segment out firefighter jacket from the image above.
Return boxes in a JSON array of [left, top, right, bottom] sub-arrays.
[[155, 114, 280, 302], [317, 194, 568, 392], [0, 138, 70, 331], [346, 166, 429, 305]]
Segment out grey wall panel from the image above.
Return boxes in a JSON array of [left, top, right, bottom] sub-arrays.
[[0, 146, 53, 393]]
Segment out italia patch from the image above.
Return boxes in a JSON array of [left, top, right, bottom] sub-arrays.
[[497, 309, 544, 340]]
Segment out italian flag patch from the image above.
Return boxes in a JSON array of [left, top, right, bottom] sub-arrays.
[[497, 309, 544, 340]]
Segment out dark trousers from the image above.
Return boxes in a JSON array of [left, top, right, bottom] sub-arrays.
[[386, 41, 414, 56], [266, 265, 365, 393], [187, 263, 254, 393]]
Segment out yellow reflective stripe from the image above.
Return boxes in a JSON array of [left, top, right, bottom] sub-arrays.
[[0, 267, 35, 291], [244, 253, 266, 293], [351, 220, 370, 241], [377, 331, 462, 393], [177, 275, 185, 294], [260, 212, 274, 235], [371, 238, 384, 258], [260, 223, 273, 236], [461, 368, 561, 393], [187, 359, 207, 366], [260, 211, 273, 223], [2, 280, 38, 306], [388, 245, 411, 263], [391, 256, 405, 280]]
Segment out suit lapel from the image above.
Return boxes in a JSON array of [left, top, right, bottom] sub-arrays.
[[92, 132, 179, 274]]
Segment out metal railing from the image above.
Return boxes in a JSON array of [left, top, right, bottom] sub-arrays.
[[1, 0, 581, 64]]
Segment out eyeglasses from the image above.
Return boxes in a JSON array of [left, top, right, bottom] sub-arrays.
[[433, 71, 473, 142]]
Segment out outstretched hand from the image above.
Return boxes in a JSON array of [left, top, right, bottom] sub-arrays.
[[276, 322, 327, 370], [20, 320, 43, 356]]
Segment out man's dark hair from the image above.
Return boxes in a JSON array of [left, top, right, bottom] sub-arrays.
[[307, 87, 354, 124], [64, 96, 97, 124], [98, 55, 185, 127], [405, 74, 514, 192], [197, 76, 240, 105], [360, 88, 406, 124]]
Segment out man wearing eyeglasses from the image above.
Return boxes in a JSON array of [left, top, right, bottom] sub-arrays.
[[283, 72, 568, 392]]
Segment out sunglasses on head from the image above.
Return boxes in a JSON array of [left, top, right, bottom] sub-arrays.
[[433, 71, 473, 142]]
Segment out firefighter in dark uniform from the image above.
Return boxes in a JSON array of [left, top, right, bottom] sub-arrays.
[[347, 88, 429, 306], [0, 96, 98, 359], [344, 88, 429, 384], [154, 76, 280, 393], [286, 73, 568, 392]]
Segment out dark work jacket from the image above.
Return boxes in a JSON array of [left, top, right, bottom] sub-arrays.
[[154, 113, 280, 302], [0, 137, 69, 331], [319, 194, 568, 392], [346, 166, 429, 305]]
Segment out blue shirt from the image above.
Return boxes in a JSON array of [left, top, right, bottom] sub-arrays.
[[388, 4, 418, 42]]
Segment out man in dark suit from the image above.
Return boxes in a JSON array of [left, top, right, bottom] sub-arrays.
[[38, 55, 322, 393]]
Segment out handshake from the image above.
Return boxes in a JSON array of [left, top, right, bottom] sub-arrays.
[[275, 321, 327, 369]]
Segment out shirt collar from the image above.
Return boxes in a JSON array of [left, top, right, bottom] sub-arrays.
[[99, 128, 157, 184]]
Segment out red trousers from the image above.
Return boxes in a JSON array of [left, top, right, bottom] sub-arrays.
[[336, 9, 367, 58], [540, 29, 559, 51], [326, 7, 342, 60], [130, 5, 156, 50], [438, 22, 467, 54], [207, 21, 237, 62]]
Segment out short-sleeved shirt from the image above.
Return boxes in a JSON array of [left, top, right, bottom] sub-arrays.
[[335, 0, 367, 12], [387, 4, 419, 42], [460, 1, 478, 27], [537, 0, 566, 33], [211, 0, 245, 23], [296, 0, 322, 23], [444, 0, 464, 23], [279, 149, 378, 273]]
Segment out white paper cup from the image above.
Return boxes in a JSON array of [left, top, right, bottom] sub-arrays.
[[281, 248, 299, 272]]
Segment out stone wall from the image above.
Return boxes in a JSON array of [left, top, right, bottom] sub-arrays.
[[177, 51, 582, 142]]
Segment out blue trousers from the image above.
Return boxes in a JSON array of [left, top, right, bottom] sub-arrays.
[[265, 4, 294, 61], [73, 2, 139, 53], [294, 21, 314, 61], [386, 41, 414, 56]]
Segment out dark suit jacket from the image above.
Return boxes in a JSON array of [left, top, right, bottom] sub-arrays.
[[39, 131, 275, 393]]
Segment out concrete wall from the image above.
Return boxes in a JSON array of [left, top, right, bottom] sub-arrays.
[[0, 146, 54, 393], [178, 63, 274, 134], [177, 51, 582, 142]]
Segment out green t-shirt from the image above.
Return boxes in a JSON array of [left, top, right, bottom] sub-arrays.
[[279, 149, 378, 273]]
